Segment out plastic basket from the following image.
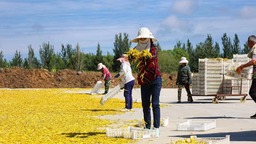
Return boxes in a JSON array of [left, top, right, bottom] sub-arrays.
[[130, 127, 159, 139], [177, 120, 216, 131], [106, 127, 130, 138], [106, 126, 159, 139]]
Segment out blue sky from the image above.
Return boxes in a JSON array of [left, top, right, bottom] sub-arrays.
[[0, 0, 256, 60]]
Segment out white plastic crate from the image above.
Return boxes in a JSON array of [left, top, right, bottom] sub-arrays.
[[203, 135, 230, 144], [177, 120, 216, 131], [106, 127, 130, 138], [106, 126, 159, 139], [90, 81, 103, 94], [100, 84, 122, 105], [130, 127, 159, 139]]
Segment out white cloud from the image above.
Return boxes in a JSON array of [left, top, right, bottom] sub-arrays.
[[240, 6, 256, 18], [161, 15, 193, 33], [172, 0, 197, 14]]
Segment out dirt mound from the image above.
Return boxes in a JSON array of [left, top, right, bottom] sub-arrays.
[[0, 67, 176, 88]]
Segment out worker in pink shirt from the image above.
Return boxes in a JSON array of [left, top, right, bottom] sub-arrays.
[[97, 63, 111, 94]]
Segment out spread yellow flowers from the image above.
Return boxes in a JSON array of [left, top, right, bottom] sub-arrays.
[[171, 136, 206, 144], [0, 89, 140, 144]]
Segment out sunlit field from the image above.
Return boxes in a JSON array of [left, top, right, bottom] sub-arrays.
[[0, 89, 142, 144]]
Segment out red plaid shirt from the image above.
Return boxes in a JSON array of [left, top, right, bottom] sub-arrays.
[[137, 44, 161, 85]]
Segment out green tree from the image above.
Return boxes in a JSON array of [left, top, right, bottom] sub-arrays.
[[112, 33, 131, 72], [39, 42, 55, 71], [103, 52, 114, 72], [174, 41, 183, 50], [50, 53, 64, 72], [60, 44, 68, 68], [192, 43, 205, 72], [233, 34, 241, 54], [83, 53, 95, 71], [172, 47, 189, 70], [23, 59, 29, 69], [204, 35, 220, 58], [241, 41, 250, 54], [189, 50, 198, 72], [221, 33, 233, 58], [75, 43, 82, 71], [0, 51, 8, 68], [214, 42, 221, 57], [158, 50, 176, 73], [186, 39, 193, 54], [172, 41, 189, 60], [94, 43, 103, 70], [60, 44, 78, 70], [10, 50, 23, 67], [26, 45, 40, 69], [191, 35, 220, 72], [66, 44, 76, 69]]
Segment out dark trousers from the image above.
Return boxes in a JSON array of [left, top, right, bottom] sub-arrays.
[[178, 83, 192, 101], [249, 79, 256, 103], [104, 80, 110, 93], [141, 76, 162, 129], [124, 80, 135, 109]]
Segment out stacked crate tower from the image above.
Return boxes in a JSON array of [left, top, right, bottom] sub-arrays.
[[192, 55, 251, 96]]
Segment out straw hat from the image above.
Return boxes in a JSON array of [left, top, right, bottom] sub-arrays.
[[130, 27, 157, 43], [179, 57, 188, 64]]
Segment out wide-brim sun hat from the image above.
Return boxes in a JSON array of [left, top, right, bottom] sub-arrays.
[[97, 63, 103, 70], [179, 57, 188, 64], [130, 27, 157, 43]]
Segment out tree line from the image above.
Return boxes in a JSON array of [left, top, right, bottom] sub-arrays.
[[0, 33, 250, 73]]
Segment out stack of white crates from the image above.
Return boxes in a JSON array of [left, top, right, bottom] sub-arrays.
[[192, 54, 251, 96], [192, 58, 227, 95], [229, 54, 251, 94]]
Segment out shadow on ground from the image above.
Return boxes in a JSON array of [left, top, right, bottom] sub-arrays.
[[185, 116, 250, 119], [171, 130, 256, 142], [62, 132, 105, 138]]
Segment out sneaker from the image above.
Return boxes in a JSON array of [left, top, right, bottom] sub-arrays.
[[128, 109, 134, 112], [153, 128, 160, 138], [250, 113, 256, 119], [177, 101, 181, 103], [121, 108, 133, 112]]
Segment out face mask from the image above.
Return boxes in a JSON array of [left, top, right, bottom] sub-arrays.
[[135, 38, 151, 51]]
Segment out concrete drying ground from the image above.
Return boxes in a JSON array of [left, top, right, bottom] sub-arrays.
[[99, 88, 256, 144]]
